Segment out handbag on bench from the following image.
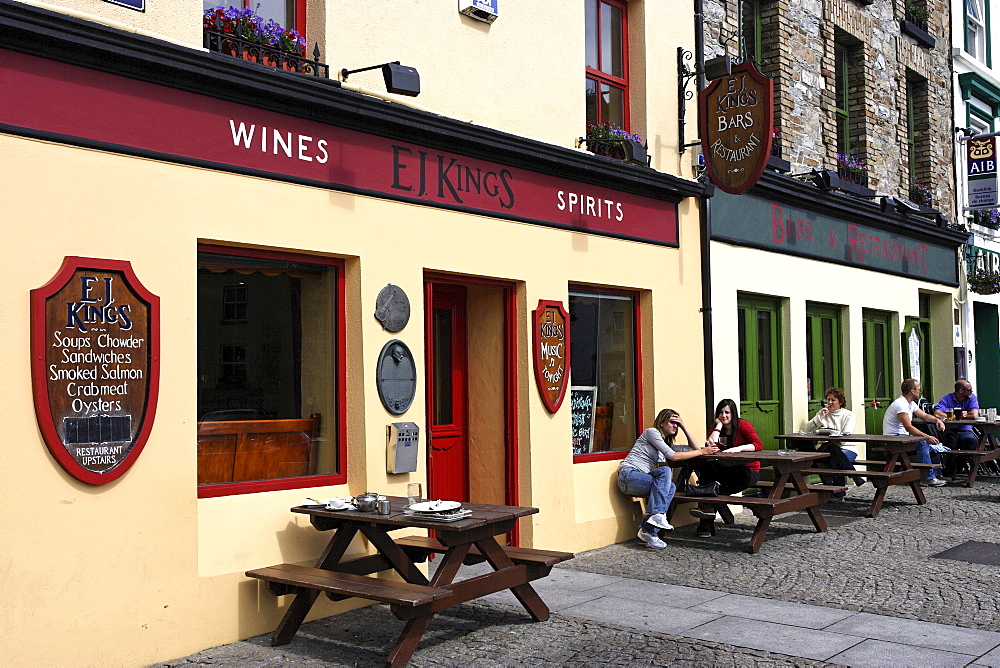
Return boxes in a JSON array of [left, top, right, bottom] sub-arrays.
[[685, 480, 721, 496]]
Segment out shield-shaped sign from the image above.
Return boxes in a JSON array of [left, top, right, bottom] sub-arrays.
[[699, 61, 774, 195], [31, 257, 160, 485], [532, 300, 570, 413]]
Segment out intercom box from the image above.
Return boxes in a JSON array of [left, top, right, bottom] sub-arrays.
[[387, 422, 419, 474]]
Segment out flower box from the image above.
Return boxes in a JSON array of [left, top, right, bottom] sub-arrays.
[[583, 123, 648, 167], [901, 19, 935, 48], [203, 6, 329, 78]]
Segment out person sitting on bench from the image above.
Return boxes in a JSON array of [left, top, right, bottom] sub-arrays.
[[617, 409, 718, 549], [688, 399, 763, 537], [933, 380, 979, 479], [800, 387, 858, 501], [884, 379, 947, 487]]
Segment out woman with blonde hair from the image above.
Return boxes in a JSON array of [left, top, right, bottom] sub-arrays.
[[617, 409, 718, 549]]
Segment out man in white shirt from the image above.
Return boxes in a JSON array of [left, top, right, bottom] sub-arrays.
[[883, 378, 947, 486]]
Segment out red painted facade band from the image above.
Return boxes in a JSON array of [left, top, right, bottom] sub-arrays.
[[1, 49, 678, 245]]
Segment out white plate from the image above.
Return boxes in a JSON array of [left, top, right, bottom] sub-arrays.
[[404, 508, 472, 522], [409, 500, 462, 513]]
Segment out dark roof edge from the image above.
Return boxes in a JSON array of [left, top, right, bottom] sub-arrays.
[[1, 0, 707, 203]]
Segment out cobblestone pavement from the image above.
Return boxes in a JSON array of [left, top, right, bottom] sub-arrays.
[[158, 599, 837, 667], [565, 476, 1000, 632]]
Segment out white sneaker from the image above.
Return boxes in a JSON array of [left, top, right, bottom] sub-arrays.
[[927, 477, 947, 487], [637, 528, 667, 549], [646, 513, 674, 531]]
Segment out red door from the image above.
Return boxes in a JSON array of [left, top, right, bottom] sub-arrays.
[[425, 284, 468, 502]]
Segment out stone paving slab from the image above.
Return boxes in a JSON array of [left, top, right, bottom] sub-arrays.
[[978, 644, 1000, 667], [680, 617, 863, 661], [822, 612, 1000, 655], [585, 577, 729, 608], [825, 638, 977, 667], [557, 597, 722, 634], [691, 592, 858, 629]]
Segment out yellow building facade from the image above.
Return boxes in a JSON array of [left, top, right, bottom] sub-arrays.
[[1, 1, 711, 664]]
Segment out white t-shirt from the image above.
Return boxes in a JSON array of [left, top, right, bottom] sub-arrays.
[[883, 395, 916, 436]]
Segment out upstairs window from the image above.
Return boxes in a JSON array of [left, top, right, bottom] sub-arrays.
[[740, 0, 763, 64], [835, 44, 852, 156], [966, 0, 987, 62], [203, 1, 305, 35], [585, 0, 629, 130]]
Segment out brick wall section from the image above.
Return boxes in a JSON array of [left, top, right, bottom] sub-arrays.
[[703, 0, 953, 214]]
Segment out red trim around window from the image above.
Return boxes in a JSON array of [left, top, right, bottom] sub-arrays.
[[240, 0, 307, 38], [585, 0, 630, 130], [196, 243, 348, 498], [571, 285, 641, 464]]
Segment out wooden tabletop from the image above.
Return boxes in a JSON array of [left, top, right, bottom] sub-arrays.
[[922, 418, 1000, 430], [292, 497, 538, 532], [776, 433, 924, 444], [705, 450, 828, 463]]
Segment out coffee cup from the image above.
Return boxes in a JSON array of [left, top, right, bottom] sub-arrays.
[[326, 499, 348, 510]]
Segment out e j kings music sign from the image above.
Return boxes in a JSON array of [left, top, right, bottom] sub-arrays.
[[31, 258, 160, 485], [699, 62, 774, 195]]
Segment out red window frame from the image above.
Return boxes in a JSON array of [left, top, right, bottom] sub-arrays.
[[232, 0, 307, 36], [196, 243, 347, 498], [585, 0, 630, 130], [570, 285, 644, 464]]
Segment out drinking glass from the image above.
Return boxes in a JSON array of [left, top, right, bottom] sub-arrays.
[[946, 409, 954, 420], [407, 482, 422, 507]]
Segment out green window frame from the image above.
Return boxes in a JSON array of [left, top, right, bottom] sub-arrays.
[[835, 44, 851, 156], [805, 303, 843, 417], [740, 0, 763, 63]]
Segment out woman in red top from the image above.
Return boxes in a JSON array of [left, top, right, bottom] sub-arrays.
[[688, 399, 763, 537]]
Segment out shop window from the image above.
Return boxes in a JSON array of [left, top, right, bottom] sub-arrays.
[[965, 0, 988, 63], [197, 245, 344, 497], [202, 0, 305, 35], [569, 288, 638, 460], [585, 0, 629, 130]]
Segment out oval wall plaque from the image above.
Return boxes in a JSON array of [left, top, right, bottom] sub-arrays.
[[374, 283, 410, 333], [698, 61, 774, 195], [31, 257, 160, 485], [532, 300, 570, 413], [376, 339, 417, 415]]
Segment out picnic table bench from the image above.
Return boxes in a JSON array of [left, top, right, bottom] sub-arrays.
[[916, 418, 1000, 487], [775, 433, 926, 517]]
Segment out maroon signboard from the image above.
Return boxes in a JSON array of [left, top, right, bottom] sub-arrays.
[[1, 49, 678, 247], [31, 257, 160, 485], [532, 300, 570, 413], [699, 62, 774, 195]]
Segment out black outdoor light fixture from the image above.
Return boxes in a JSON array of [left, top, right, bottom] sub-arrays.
[[880, 197, 949, 226], [791, 169, 842, 191], [340, 61, 420, 96]]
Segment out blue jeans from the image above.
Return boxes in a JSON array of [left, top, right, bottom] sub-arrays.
[[618, 466, 676, 533], [913, 440, 942, 479], [941, 430, 979, 476]]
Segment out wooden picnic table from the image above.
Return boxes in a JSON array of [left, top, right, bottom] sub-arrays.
[[919, 418, 1000, 487], [775, 433, 926, 517], [246, 498, 572, 667], [667, 450, 833, 554]]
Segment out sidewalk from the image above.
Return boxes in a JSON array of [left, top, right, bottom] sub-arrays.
[[160, 479, 1000, 667]]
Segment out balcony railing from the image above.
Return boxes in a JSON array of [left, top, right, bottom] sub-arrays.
[[203, 19, 329, 78]]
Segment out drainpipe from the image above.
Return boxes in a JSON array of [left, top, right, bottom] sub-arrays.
[[694, 0, 715, 421]]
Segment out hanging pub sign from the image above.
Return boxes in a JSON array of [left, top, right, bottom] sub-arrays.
[[967, 136, 998, 210], [31, 257, 160, 485], [531, 300, 570, 413], [699, 61, 774, 195]]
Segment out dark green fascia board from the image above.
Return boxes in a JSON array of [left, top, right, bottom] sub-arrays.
[[958, 72, 1000, 116]]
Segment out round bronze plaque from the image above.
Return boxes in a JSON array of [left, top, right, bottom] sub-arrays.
[[376, 339, 417, 415], [374, 284, 410, 333]]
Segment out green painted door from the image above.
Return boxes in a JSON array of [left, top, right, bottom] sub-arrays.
[[806, 303, 843, 416], [974, 302, 1000, 409], [862, 309, 894, 436], [738, 295, 783, 450]]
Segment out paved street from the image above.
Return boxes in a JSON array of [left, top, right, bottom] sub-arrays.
[[160, 477, 1000, 667]]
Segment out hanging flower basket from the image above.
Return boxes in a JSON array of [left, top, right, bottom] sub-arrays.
[[968, 268, 1000, 295], [972, 208, 1000, 230]]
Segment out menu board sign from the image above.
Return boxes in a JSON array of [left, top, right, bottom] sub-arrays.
[[571, 386, 598, 455], [31, 257, 160, 485], [531, 300, 570, 413]]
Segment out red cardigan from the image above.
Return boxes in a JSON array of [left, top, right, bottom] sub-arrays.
[[714, 419, 764, 471]]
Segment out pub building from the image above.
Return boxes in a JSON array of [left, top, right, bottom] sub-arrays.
[[699, 0, 969, 447], [2, 1, 712, 663]]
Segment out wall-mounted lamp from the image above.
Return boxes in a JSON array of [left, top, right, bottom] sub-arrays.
[[790, 169, 842, 191], [677, 49, 733, 153], [341, 61, 420, 97], [703, 55, 733, 81], [880, 197, 920, 215]]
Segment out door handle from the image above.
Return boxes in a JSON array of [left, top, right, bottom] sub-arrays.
[[755, 401, 774, 413], [431, 445, 452, 452]]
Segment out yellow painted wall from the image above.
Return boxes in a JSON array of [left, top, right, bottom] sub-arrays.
[[709, 241, 960, 446], [1, 120, 705, 663]]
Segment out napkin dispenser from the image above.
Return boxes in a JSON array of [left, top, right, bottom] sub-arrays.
[[387, 422, 419, 474]]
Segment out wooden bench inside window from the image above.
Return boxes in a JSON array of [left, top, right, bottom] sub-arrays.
[[197, 413, 321, 485]]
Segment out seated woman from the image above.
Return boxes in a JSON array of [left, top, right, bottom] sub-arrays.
[[617, 409, 719, 549], [801, 387, 858, 501], [689, 399, 762, 538]]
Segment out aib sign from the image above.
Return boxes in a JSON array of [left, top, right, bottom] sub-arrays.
[[699, 62, 774, 195], [31, 258, 160, 485], [968, 137, 998, 209], [532, 300, 570, 413]]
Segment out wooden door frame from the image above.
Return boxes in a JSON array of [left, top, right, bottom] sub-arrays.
[[424, 272, 520, 543], [805, 302, 844, 415], [737, 294, 784, 446]]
